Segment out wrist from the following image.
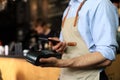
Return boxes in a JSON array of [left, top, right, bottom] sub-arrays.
[[55, 59, 64, 67], [56, 59, 74, 68]]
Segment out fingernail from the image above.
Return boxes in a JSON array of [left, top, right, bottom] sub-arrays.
[[39, 59, 41, 62], [48, 37, 52, 39], [39, 59, 42, 62]]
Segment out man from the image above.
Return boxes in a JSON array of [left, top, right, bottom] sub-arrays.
[[32, 18, 56, 38], [30, 18, 56, 50], [39, 0, 119, 80], [32, 18, 46, 36]]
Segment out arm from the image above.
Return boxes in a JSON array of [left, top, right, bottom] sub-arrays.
[[40, 52, 111, 69], [56, 52, 112, 69]]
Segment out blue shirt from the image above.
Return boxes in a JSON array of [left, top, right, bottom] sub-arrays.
[[60, 0, 119, 60]]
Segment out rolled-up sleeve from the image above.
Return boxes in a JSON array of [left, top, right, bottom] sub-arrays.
[[91, 0, 119, 60]]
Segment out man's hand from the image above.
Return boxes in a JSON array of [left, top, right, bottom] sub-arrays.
[[39, 57, 60, 67], [38, 37, 66, 67], [49, 37, 66, 53]]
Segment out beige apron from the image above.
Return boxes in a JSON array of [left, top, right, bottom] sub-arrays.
[[60, 0, 101, 80]]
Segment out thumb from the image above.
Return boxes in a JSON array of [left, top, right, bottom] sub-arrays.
[[39, 58, 49, 63], [39, 57, 57, 63]]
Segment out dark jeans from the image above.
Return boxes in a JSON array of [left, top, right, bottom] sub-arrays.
[[100, 71, 108, 80]]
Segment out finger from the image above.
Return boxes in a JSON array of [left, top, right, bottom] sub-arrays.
[[52, 42, 63, 50], [40, 58, 51, 63], [56, 42, 66, 53], [39, 57, 57, 63], [48, 37, 59, 41], [39, 57, 58, 67], [48, 37, 60, 46]]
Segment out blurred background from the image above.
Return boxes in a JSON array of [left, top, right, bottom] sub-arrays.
[[0, 0, 72, 55], [0, 0, 119, 50], [0, 0, 69, 45], [0, 0, 119, 80]]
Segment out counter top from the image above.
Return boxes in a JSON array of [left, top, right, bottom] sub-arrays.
[[0, 55, 24, 58], [0, 57, 60, 80]]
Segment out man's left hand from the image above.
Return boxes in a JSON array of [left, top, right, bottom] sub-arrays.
[[39, 57, 61, 67]]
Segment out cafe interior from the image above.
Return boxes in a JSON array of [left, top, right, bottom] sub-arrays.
[[0, 0, 119, 80]]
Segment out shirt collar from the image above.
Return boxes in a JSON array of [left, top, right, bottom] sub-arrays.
[[69, 0, 84, 6]]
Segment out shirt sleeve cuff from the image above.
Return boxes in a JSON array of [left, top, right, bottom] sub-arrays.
[[95, 46, 116, 60]]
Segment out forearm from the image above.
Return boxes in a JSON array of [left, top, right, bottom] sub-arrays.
[[57, 52, 112, 69]]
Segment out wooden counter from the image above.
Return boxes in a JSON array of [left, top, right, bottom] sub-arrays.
[[0, 57, 60, 80], [0, 54, 120, 80]]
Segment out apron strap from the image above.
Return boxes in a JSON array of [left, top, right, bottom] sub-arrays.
[[62, 0, 86, 28], [74, 0, 86, 27], [62, 6, 71, 28]]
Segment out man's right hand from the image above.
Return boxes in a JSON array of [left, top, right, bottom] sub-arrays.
[[48, 37, 66, 53]]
